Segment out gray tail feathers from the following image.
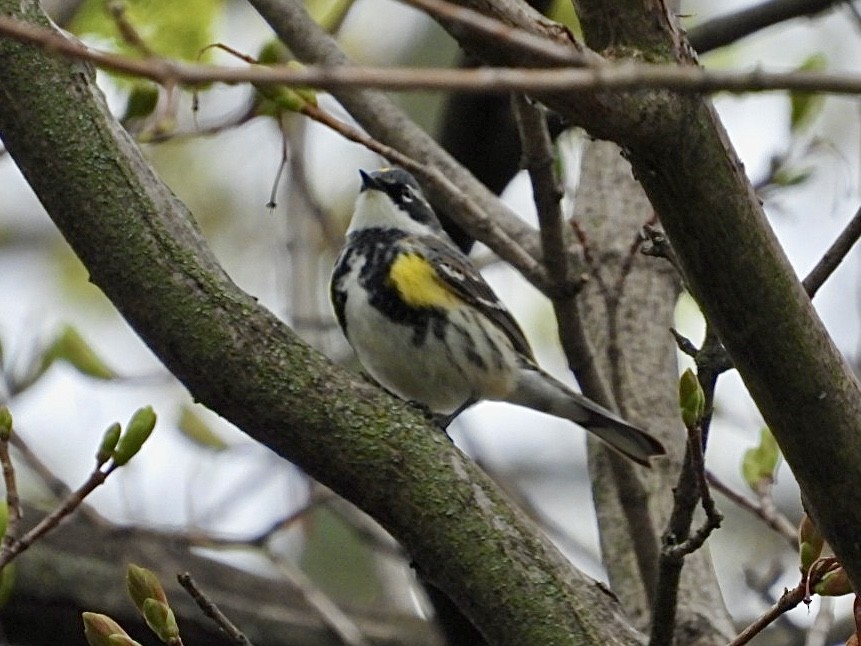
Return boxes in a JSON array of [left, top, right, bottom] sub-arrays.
[[508, 368, 666, 467]]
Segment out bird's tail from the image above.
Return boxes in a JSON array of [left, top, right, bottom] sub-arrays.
[[508, 368, 666, 467]]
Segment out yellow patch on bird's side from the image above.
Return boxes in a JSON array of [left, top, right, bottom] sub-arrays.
[[389, 253, 461, 308]]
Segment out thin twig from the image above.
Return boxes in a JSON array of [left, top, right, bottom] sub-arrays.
[[706, 470, 797, 548], [8, 432, 113, 527], [650, 332, 725, 646], [177, 572, 253, 646], [106, 0, 156, 58], [802, 203, 861, 298], [0, 433, 22, 551], [641, 224, 685, 279], [5, 17, 861, 95], [511, 95, 569, 289], [728, 584, 806, 646], [397, 0, 589, 65], [0, 463, 115, 568], [669, 328, 699, 359], [663, 424, 723, 560], [243, 488, 335, 547]]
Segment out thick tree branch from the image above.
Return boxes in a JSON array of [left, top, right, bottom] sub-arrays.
[[0, 3, 646, 644]]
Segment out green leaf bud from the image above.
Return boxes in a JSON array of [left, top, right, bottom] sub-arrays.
[[97, 422, 122, 465], [678, 368, 705, 428], [126, 563, 167, 612], [798, 514, 825, 574], [113, 407, 156, 466], [142, 598, 180, 643], [813, 564, 852, 597], [82, 612, 133, 646]]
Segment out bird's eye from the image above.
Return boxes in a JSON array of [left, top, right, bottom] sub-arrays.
[[399, 186, 414, 203]]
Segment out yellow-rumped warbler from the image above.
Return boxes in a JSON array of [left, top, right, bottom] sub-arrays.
[[330, 167, 665, 466]]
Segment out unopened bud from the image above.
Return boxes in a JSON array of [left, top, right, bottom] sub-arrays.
[[113, 407, 156, 466], [127, 563, 167, 612], [142, 598, 180, 643], [678, 368, 705, 428]]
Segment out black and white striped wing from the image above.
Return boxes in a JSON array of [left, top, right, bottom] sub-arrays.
[[416, 236, 536, 362]]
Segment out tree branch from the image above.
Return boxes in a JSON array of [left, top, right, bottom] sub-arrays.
[[0, 3, 645, 644], [4, 18, 861, 96], [802, 203, 861, 298], [687, 0, 846, 54]]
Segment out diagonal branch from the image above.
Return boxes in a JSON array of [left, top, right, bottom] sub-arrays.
[[802, 203, 861, 298], [688, 0, 846, 54]]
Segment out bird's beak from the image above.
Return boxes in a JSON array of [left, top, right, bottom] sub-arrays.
[[359, 169, 383, 192]]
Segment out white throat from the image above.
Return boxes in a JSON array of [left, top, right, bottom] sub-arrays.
[[347, 190, 437, 236]]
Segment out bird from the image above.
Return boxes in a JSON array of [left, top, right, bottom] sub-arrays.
[[329, 167, 665, 466]]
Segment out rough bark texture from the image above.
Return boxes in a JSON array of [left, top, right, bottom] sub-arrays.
[[0, 2, 646, 644], [575, 140, 733, 643]]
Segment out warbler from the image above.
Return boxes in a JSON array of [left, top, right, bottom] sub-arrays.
[[330, 167, 665, 466]]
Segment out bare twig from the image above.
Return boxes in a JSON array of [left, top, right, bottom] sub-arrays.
[[177, 572, 253, 646], [669, 328, 699, 359], [663, 424, 723, 561], [650, 329, 726, 646], [706, 470, 797, 548], [4, 16, 861, 95], [641, 224, 684, 279], [0, 433, 22, 550], [397, 0, 588, 65], [8, 431, 114, 527], [687, 0, 844, 54], [106, 0, 156, 58], [802, 203, 861, 298], [728, 584, 806, 646], [511, 95, 568, 287], [0, 462, 116, 567]]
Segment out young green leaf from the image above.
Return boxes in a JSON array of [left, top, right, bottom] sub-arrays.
[[69, 0, 225, 62], [789, 53, 827, 133], [741, 427, 781, 491], [177, 405, 228, 451], [43, 325, 116, 380]]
